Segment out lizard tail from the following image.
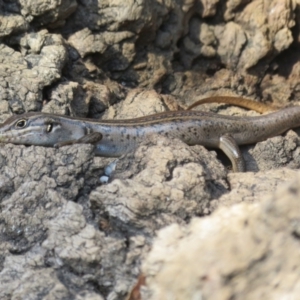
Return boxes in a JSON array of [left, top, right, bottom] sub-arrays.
[[187, 96, 277, 114]]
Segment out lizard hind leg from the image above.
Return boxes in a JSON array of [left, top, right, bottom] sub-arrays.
[[218, 134, 246, 172]]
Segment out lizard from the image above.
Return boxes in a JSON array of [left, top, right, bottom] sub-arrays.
[[0, 96, 296, 172]]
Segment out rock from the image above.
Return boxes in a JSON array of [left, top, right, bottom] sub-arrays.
[[210, 168, 299, 210], [0, 31, 68, 113], [1, 0, 300, 298], [0, 14, 27, 38], [102, 89, 169, 119], [245, 130, 300, 171], [215, 22, 247, 69], [19, 0, 77, 26], [90, 135, 228, 234], [237, 0, 295, 70], [42, 81, 89, 116], [142, 173, 300, 300]]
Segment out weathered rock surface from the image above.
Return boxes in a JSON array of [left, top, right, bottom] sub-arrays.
[[142, 173, 300, 300], [1, 0, 300, 299], [210, 168, 299, 210], [90, 135, 228, 234], [0, 31, 68, 115]]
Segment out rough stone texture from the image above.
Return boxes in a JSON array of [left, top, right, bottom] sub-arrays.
[[245, 130, 300, 172], [42, 81, 88, 116], [210, 168, 299, 211], [1, 0, 300, 299], [0, 143, 137, 299], [90, 135, 228, 234], [19, 0, 77, 27], [142, 174, 300, 300], [0, 31, 68, 115], [1, 0, 299, 111], [102, 89, 181, 120]]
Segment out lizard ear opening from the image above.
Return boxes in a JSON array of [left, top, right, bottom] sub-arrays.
[[45, 118, 57, 133], [46, 123, 53, 132]]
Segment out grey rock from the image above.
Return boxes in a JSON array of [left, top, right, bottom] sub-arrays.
[[0, 31, 67, 113], [90, 135, 228, 234], [0, 0, 300, 299], [142, 173, 300, 300]]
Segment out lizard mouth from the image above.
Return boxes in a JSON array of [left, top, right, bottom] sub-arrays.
[[0, 128, 37, 144]]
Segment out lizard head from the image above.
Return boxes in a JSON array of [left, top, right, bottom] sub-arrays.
[[0, 113, 85, 147]]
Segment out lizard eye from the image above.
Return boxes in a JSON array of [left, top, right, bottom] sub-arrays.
[[15, 119, 27, 128]]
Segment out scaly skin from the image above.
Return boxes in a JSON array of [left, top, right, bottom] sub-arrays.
[[0, 99, 299, 172]]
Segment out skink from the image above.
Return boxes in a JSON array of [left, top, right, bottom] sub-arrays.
[[0, 97, 298, 172]]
